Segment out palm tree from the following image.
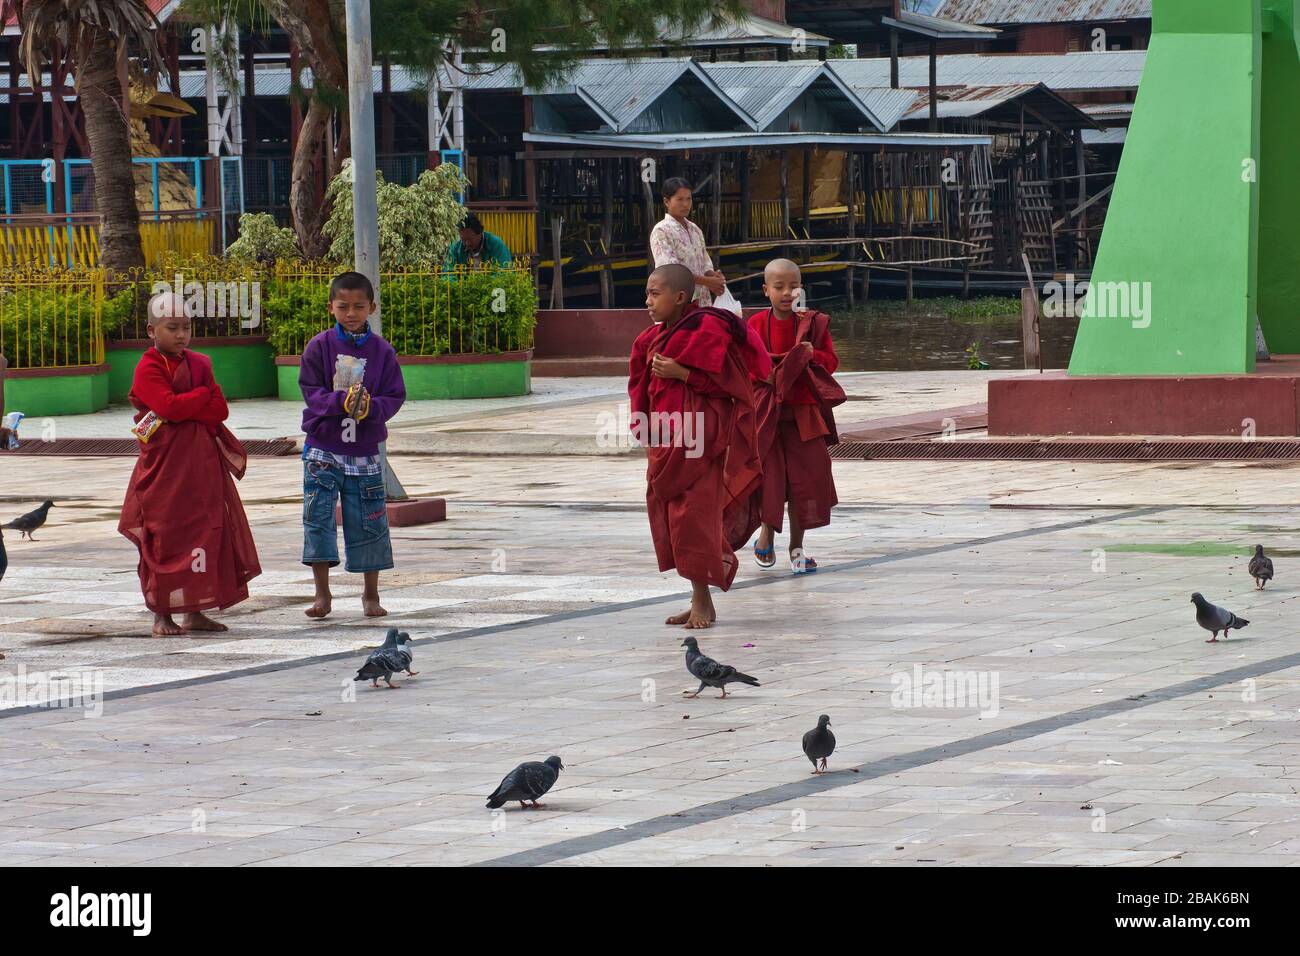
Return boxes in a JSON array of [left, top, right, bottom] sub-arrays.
[[3, 0, 168, 273]]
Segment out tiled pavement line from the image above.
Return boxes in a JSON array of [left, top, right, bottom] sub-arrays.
[[0, 505, 1169, 720], [474, 650, 1300, 868]]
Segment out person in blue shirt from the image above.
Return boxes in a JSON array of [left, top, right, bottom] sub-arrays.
[[444, 213, 512, 268]]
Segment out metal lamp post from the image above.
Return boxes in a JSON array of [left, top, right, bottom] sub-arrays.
[[345, 0, 408, 500]]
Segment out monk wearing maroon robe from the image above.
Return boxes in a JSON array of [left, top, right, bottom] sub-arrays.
[[119, 295, 261, 635], [747, 259, 845, 573], [629, 264, 770, 629]]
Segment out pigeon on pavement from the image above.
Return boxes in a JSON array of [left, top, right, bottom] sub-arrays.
[[1248, 545, 1274, 590], [0, 527, 7, 585], [1191, 593, 1249, 644], [3, 500, 54, 541], [353, 628, 417, 688], [681, 637, 760, 699], [486, 756, 564, 810], [802, 714, 836, 774]]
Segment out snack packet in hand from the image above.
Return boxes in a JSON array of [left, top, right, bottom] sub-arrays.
[[131, 410, 164, 444]]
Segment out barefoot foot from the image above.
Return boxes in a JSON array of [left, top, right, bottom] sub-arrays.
[[182, 612, 228, 633], [152, 614, 183, 636], [306, 597, 332, 619], [363, 598, 387, 618], [683, 606, 716, 629]]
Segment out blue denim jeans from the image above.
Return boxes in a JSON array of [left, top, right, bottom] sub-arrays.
[[302, 460, 394, 573]]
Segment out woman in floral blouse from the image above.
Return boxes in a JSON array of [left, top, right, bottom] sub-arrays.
[[649, 176, 726, 306]]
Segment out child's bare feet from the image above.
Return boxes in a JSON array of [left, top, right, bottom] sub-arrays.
[[305, 596, 332, 618], [666, 607, 717, 627], [362, 570, 385, 617], [684, 603, 715, 629], [152, 614, 183, 636], [669, 581, 716, 628], [182, 612, 228, 632]]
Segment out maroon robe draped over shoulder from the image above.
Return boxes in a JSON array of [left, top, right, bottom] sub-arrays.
[[628, 304, 771, 591], [746, 308, 846, 533], [118, 348, 261, 615]]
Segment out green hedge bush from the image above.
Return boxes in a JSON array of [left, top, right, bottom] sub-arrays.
[[0, 262, 536, 369], [264, 266, 536, 358]]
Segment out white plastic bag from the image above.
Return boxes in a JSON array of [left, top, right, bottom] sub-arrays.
[[713, 286, 743, 317]]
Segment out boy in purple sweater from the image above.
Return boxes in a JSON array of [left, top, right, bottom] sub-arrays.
[[299, 272, 406, 618]]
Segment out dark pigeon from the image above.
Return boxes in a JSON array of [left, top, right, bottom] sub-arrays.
[[354, 629, 417, 688], [0, 527, 7, 585], [681, 636, 760, 699], [1248, 545, 1274, 590], [802, 714, 836, 774], [486, 756, 564, 810], [3, 500, 54, 541], [1191, 593, 1249, 644]]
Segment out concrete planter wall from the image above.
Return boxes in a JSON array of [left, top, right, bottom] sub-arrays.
[[3, 363, 110, 416], [275, 350, 533, 402], [107, 337, 277, 403]]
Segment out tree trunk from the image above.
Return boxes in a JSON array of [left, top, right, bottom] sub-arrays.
[[290, 94, 333, 258], [264, 0, 350, 257], [79, 30, 144, 273]]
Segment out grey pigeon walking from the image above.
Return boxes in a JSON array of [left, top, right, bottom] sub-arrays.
[[1248, 545, 1274, 590], [1191, 593, 1249, 644], [802, 714, 835, 774], [681, 636, 760, 699], [3, 500, 54, 540], [486, 756, 564, 810], [353, 629, 417, 688]]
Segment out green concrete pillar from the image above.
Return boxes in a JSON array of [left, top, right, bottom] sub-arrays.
[[1258, 1, 1300, 352], [1068, 0, 1265, 375]]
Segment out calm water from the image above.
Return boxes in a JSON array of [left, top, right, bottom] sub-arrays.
[[830, 309, 1080, 372]]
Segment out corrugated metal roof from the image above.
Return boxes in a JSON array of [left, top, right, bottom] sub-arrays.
[[882, 10, 1002, 38], [903, 82, 1038, 118], [830, 50, 1144, 91], [1083, 126, 1126, 144], [656, 12, 832, 46], [899, 82, 1098, 128], [932, 1, 1150, 25], [698, 61, 886, 131], [854, 87, 924, 132], [700, 61, 824, 128], [523, 129, 993, 152], [529, 58, 753, 132]]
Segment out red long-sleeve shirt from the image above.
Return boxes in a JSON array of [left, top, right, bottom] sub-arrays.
[[748, 309, 839, 405], [130, 349, 229, 431]]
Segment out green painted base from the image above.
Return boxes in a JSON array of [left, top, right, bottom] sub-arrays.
[[4, 368, 109, 416], [276, 356, 532, 402], [108, 340, 277, 403]]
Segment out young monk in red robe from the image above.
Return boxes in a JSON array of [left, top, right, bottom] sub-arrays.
[[628, 264, 770, 629], [747, 259, 845, 573], [119, 294, 261, 635]]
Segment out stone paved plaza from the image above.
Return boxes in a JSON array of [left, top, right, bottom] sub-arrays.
[[2, 374, 1299, 866]]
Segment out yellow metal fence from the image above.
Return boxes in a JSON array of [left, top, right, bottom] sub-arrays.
[[0, 219, 215, 271], [1, 260, 537, 371], [473, 210, 537, 256], [0, 271, 105, 370]]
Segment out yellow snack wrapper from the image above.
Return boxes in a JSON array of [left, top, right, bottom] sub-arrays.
[[131, 411, 164, 444]]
